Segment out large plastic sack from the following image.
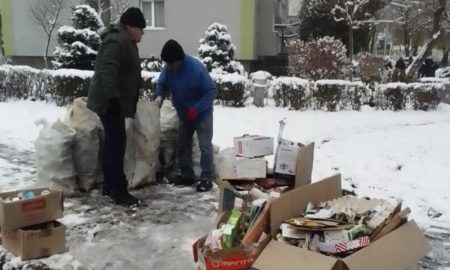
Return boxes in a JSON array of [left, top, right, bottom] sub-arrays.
[[124, 100, 160, 188], [35, 119, 78, 195], [216, 147, 237, 180], [63, 97, 103, 192], [159, 100, 178, 175]]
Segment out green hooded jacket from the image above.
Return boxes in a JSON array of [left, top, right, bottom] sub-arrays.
[[87, 24, 141, 118]]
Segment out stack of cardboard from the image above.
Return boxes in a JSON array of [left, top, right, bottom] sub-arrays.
[[232, 135, 274, 179], [0, 188, 65, 260], [193, 134, 315, 270], [194, 128, 431, 270]]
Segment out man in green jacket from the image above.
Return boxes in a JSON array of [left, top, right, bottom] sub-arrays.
[[87, 7, 145, 206]]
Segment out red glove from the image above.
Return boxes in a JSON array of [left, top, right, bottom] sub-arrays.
[[186, 107, 198, 122]]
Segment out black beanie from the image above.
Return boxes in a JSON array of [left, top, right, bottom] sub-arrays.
[[161, 39, 185, 63], [120, 7, 146, 29]]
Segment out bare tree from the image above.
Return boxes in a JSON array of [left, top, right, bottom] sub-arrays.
[[405, 0, 448, 81], [332, 0, 373, 81], [30, 0, 65, 69], [79, 0, 129, 26], [0, 10, 6, 64]]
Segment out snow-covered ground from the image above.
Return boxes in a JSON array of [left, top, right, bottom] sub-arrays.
[[1, 99, 450, 269]]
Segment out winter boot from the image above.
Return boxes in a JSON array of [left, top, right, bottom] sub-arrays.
[[171, 175, 195, 186], [196, 180, 213, 192]]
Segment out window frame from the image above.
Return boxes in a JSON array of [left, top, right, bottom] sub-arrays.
[[140, 0, 165, 30]]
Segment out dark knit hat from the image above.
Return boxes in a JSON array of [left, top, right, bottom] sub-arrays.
[[120, 7, 146, 29], [161, 39, 185, 63]]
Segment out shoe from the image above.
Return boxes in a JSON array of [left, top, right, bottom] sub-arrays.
[[196, 180, 213, 192], [112, 193, 140, 207], [171, 175, 195, 186]]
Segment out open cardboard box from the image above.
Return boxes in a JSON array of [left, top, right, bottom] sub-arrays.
[[2, 221, 66, 260], [218, 142, 314, 213], [193, 206, 271, 270], [251, 174, 431, 270], [0, 188, 63, 230]]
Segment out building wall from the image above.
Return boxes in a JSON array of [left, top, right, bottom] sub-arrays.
[[0, 0, 14, 56], [8, 0, 77, 57], [131, 0, 257, 60], [256, 0, 279, 57], [2, 0, 279, 63]]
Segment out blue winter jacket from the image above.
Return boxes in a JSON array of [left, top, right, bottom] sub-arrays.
[[156, 55, 216, 121]]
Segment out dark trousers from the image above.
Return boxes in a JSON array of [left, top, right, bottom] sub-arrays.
[[99, 114, 128, 196], [177, 112, 214, 181]]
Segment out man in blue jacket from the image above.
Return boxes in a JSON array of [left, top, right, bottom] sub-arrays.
[[155, 39, 216, 192]]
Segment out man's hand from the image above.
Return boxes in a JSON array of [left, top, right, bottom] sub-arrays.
[[155, 96, 163, 108], [185, 107, 198, 122], [106, 97, 121, 115]]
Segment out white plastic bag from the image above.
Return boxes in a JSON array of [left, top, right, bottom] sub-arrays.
[[63, 97, 103, 191], [35, 119, 78, 195], [124, 100, 160, 188], [159, 100, 178, 173]]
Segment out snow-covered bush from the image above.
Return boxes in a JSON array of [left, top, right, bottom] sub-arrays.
[[410, 83, 443, 110], [375, 82, 443, 111], [376, 83, 412, 111], [141, 56, 163, 72], [312, 80, 370, 111], [198, 22, 244, 74], [287, 36, 350, 80], [270, 77, 309, 110], [436, 67, 450, 78], [359, 54, 384, 83], [53, 5, 103, 70], [211, 72, 249, 107], [140, 71, 159, 100]]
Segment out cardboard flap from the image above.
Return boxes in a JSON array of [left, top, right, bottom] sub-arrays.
[[343, 220, 431, 270], [295, 142, 314, 189], [271, 174, 342, 236], [252, 240, 337, 270], [218, 181, 238, 213]]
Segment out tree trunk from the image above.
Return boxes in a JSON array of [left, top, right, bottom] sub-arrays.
[[44, 34, 51, 69], [405, 1, 447, 82], [101, 0, 111, 26], [403, 9, 411, 57], [368, 27, 376, 53], [441, 47, 449, 66], [349, 26, 354, 82]]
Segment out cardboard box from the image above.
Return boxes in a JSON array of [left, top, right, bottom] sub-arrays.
[[236, 157, 266, 179], [2, 221, 66, 260], [234, 136, 274, 158], [218, 142, 314, 213], [274, 141, 301, 175], [193, 207, 271, 270], [251, 174, 432, 270], [0, 189, 63, 231]]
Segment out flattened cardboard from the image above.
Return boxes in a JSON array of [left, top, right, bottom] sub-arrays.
[[2, 221, 66, 260], [270, 174, 342, 236], [294, 142, 314, 189], [251, 240, 338, 270], [254, 173, 431, 270], [343, 220, 431, 270], [371, 206, 409, 242]]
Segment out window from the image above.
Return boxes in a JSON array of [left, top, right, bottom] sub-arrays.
[[141, 0, 165, 28]]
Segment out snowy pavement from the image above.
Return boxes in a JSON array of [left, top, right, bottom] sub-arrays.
[[1, 100, 450, 269]]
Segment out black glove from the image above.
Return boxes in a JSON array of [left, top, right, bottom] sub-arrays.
[[106, 97, 121, 115]]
